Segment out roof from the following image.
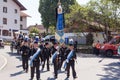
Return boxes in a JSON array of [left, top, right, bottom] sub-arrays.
[[20, 12, 31, 17], [28, 25, 45, 30], [13, 0, 26, 10]]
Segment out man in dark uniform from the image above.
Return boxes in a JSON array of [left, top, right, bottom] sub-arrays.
[[59, 43, 67, 70], [30, 41, 42, 80], [65, 44, 77, 79], [50, 42, 58, 55], [52, 46, 60, 79], [41, 42, 51, 71], [20, 40, 30, 73]]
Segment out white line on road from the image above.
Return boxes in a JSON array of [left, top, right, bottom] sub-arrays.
[[0, 55, 7, 71]]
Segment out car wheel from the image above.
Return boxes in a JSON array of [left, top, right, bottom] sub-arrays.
[[106, 50, 113, 57]]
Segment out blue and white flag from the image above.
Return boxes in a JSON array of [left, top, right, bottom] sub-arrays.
[[57, 13, 64, 31], [63, 50, 74, 69], [30, 48, 41, 67]]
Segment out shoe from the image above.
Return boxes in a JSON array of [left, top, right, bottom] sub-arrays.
[[54, 76, 57, 79], [29, 78, 33, 80], [74, 76, 77, 79], [26, 69, 28, 73]]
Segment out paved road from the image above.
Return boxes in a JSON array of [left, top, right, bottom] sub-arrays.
[[0, 46, 120, 80]]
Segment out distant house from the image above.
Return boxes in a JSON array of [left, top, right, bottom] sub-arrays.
[[0, 0, 29, 40], [28, 25, 46, 33]]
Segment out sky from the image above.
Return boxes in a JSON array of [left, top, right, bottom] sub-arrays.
[[19, 0, 90, 27]]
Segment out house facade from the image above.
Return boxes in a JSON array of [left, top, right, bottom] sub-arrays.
[[0, 0, 28, 40]]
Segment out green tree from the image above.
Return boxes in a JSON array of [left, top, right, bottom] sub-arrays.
[[49, 26, 55, 35], [30, 27, 40, 36], [88, 0, 120, 41], [38, 0, 76, 33]]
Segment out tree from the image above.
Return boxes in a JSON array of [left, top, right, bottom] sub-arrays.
[[87, 0, 120, 41], [38, 0, 76, 33], [49, 26, 55, 35], [30, 27, 40, 34]]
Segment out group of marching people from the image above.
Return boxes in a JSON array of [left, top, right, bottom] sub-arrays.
[[17, 34, 77, 80]]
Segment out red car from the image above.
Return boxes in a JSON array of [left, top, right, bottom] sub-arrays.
[[100, 36, 120, 57]]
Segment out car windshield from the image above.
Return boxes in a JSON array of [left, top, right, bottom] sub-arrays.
[[109, 37, 120, 44], [45, 35, 54, 39]]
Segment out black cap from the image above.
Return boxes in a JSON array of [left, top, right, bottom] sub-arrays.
[[24, 39, 28, 42], [45, 42, 49, 46], [53, 41, 57, 45], [69, 43, 74, 46]]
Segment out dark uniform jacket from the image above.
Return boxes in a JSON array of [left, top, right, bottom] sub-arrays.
[[65, 49, 76, 61], [59, 47, 67, 60], [20, 45, 30, 57], [30, 48, 42, 62], [50, 46, 57, 55], [41, 47, 51, 59]]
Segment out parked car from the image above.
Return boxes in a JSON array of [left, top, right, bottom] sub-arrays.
[[0, 39, 4, 48], [100, 35, 120, 57], [42, 35, 56, 42]]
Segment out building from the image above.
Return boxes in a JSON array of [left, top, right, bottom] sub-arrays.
[[28, 24, 46, 34], [0, 0, 29, 40]]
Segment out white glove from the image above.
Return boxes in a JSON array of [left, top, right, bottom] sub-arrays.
[[66, 59, 69, 63], [30, 56, 33, 60]]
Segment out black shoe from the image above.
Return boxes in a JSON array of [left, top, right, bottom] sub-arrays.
[[47, 69, 50, 71], [29, 78, 33, 80], [74, 76, 77, 79], [54, 76, 57, 79], [37, 78, 41, 80], [26, 69, 28, 73]]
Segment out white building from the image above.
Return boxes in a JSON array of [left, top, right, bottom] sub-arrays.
[[0, 0, 29, 40]]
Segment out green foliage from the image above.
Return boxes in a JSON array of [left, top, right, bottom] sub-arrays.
[[65, 0, 120, 35], [30, 27, 40, 35], [38, 0, 76, 33], [49, 26, 55, 35]]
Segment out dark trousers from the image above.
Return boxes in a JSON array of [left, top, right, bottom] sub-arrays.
[[59, 58, 64, 69], [53, 61, 59, 78], [22, 56, 28, 71], [31, 61, 40, 80], [66, 60, 76, 78], [42, 58, 50, 70]]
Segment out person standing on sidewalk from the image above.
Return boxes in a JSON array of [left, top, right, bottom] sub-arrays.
[[20, 40, 30, 73]]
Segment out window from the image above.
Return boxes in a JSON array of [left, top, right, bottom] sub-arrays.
[[20, 17, 23, 21], [3, 18, 7, 24], [14, 19, 17, 24], [15, 9, 17, 13], [20, 25, 23, 30], [3, 7, 7, 13], [3, 0, 7, 2], [2, 30, 9, 36]]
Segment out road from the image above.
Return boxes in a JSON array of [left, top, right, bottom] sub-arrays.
[[0, 46, 120, 80]]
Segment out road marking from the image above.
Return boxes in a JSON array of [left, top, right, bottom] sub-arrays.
[[0, 55, 7, 71]]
